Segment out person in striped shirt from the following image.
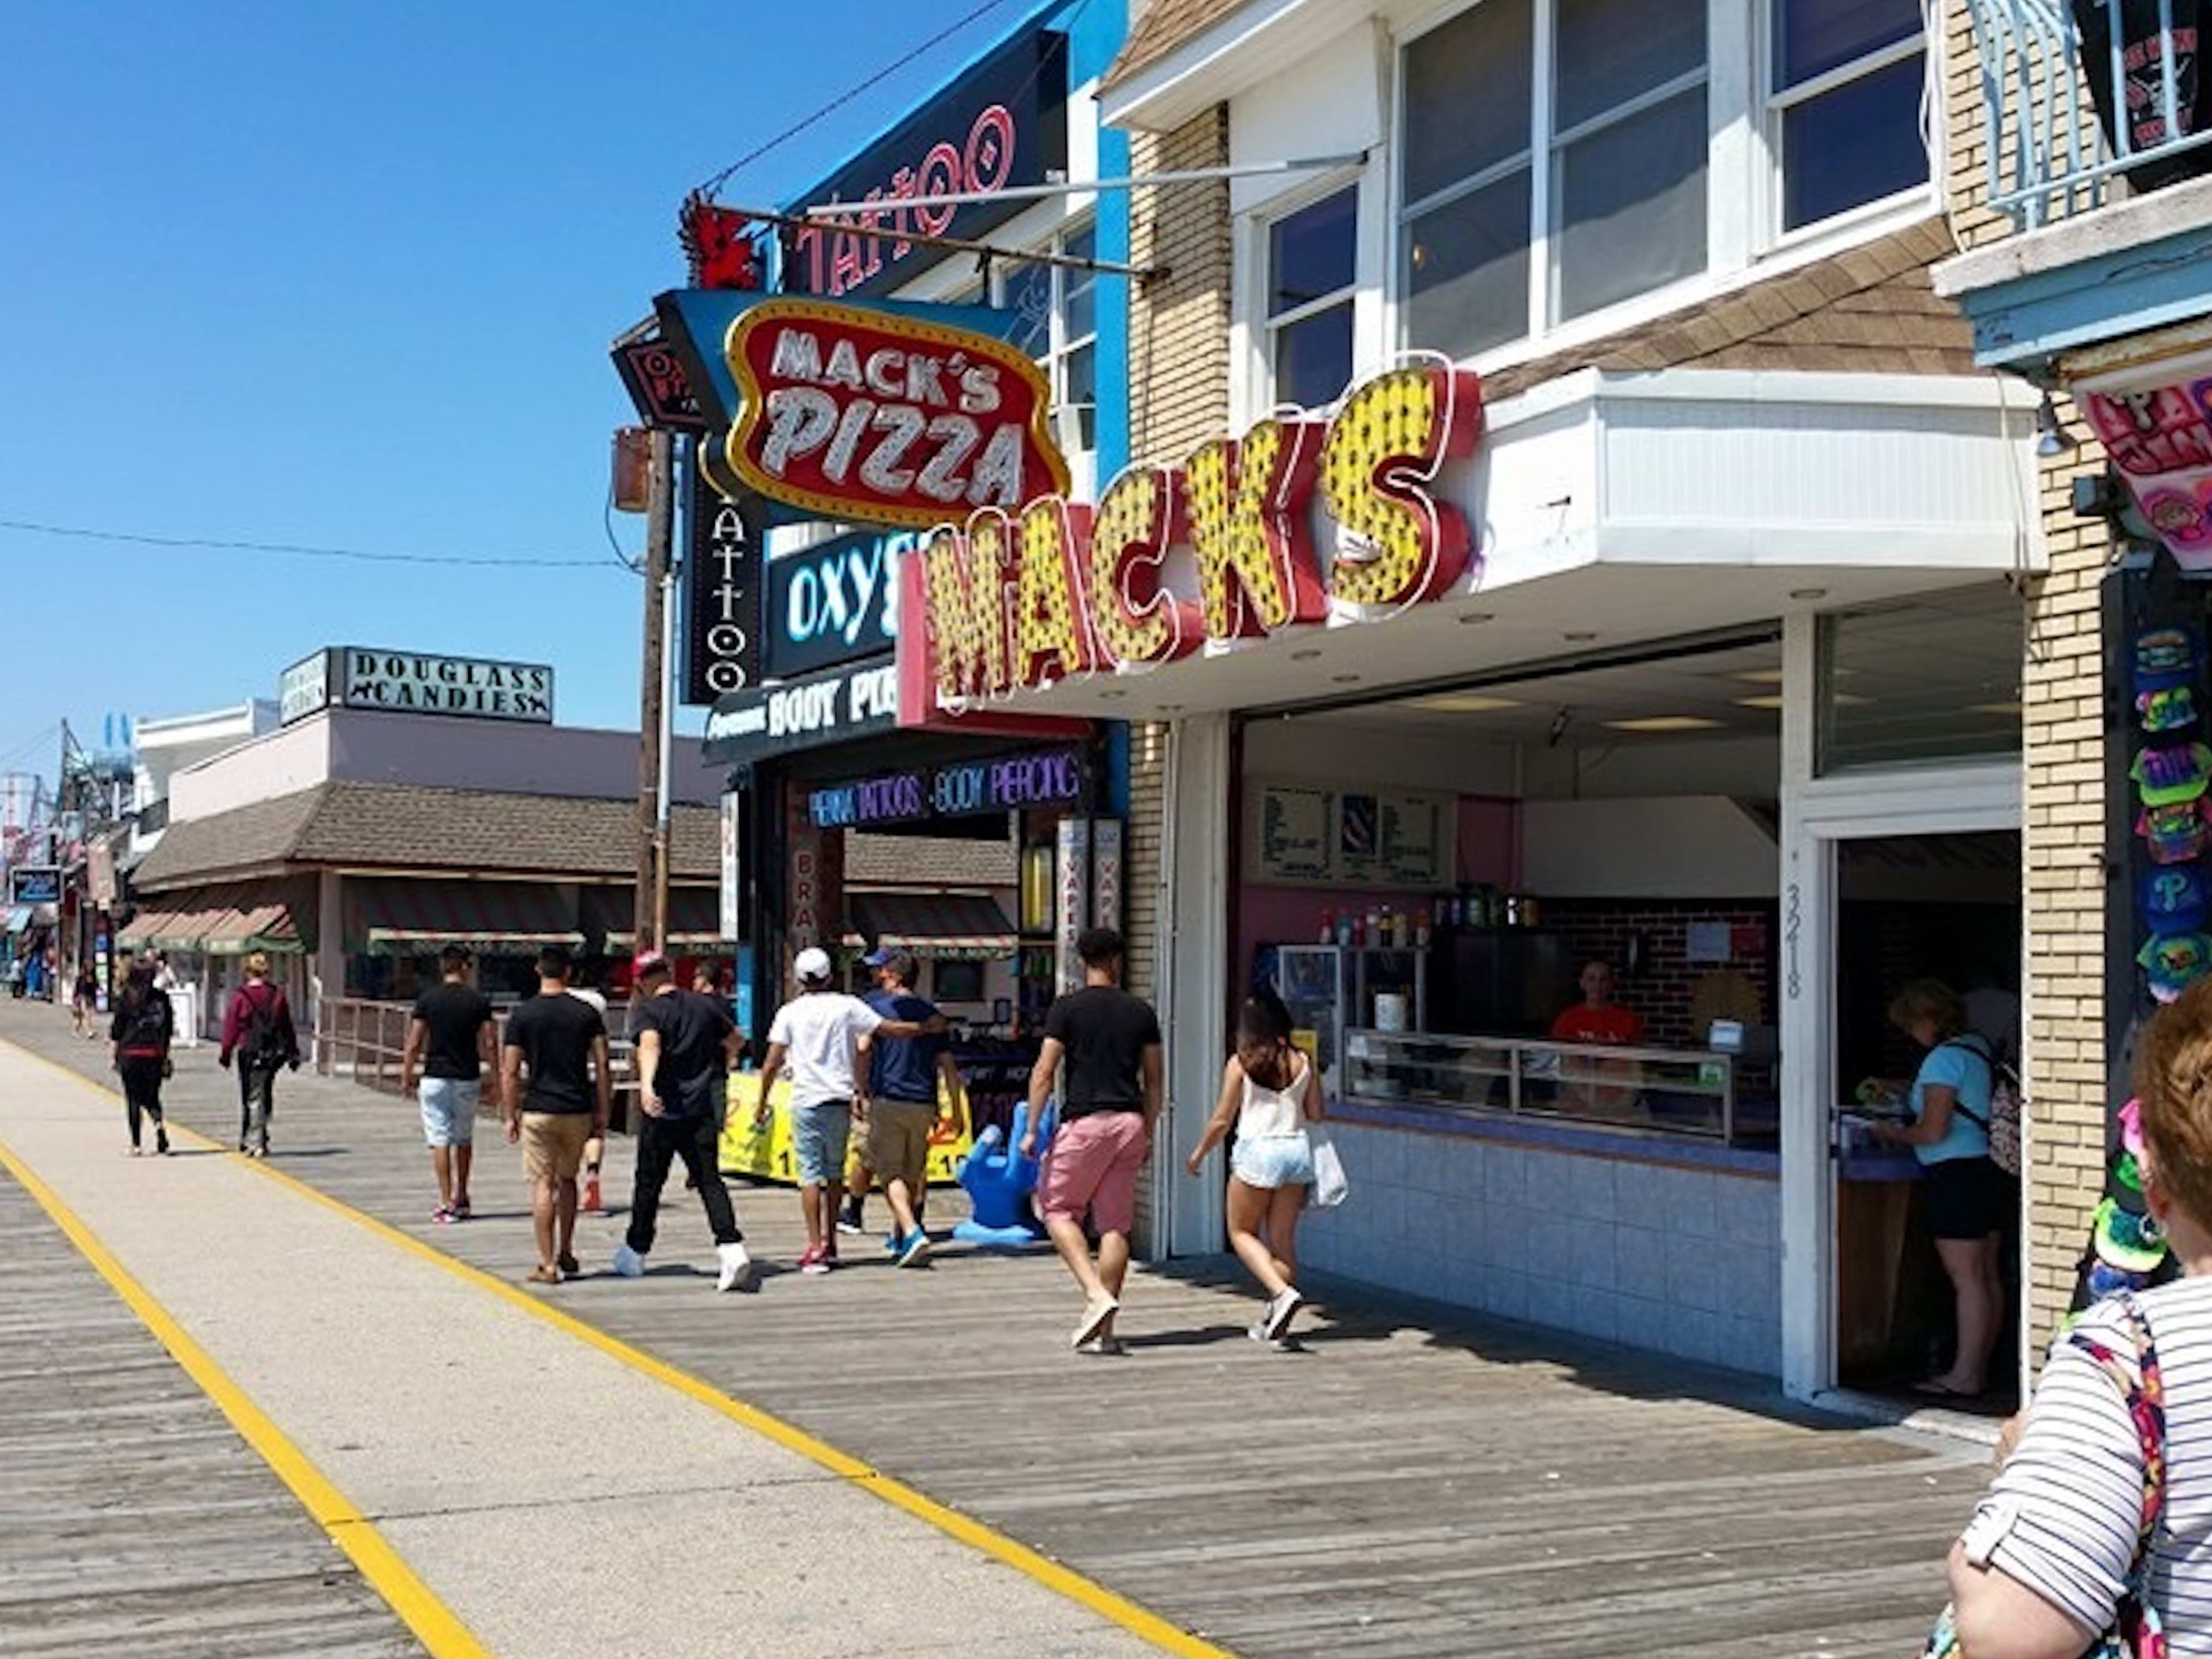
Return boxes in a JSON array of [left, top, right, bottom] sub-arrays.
[[1948, 978, 2212, 1658]]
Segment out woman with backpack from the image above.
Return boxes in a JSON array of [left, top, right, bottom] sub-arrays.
[[1865, 978, 2010, 1399], [220, 952, 300, 1158], [109, 962, 173, 1156]]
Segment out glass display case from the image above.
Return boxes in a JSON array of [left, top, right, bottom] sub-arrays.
[[1341, 1028, 1744, 1145]]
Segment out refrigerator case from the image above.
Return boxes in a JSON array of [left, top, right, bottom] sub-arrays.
[[1266, 946, 1431, 1094], [1437, 931, 1575, 1037]]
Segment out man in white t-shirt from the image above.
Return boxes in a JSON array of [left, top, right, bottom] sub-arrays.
[[755, 947, 942, 1274]]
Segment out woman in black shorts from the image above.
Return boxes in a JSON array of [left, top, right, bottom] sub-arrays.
[[1866, 980, 2009, 1397]]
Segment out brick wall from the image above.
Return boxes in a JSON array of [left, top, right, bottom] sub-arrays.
[[1123, 107, 1230, 1254], [1127, 107, 1232, 465], [2022, 413, 2116, 1353], [1544, 901, 1777, 1051]]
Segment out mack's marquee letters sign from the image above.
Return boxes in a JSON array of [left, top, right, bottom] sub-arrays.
[[684, 469, 762, 703], [900, 363, 1483, 715], [722, 297, 1070, 531]]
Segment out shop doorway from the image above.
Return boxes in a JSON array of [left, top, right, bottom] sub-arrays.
[[1779, 759, 2023, 1410], [1830, 829, 2022, 1416]]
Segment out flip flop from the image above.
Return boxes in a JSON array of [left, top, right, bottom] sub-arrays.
[[1914, 1378, 1983, 1399]]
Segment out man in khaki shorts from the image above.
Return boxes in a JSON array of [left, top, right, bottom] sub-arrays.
[[501, 946, 610, 1284], [861, 948, 964, 1268]]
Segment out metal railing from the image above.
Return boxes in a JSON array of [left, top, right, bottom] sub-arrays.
[[1968, 0, 2212, 230], [316, 996, 639, 1114], [1341, 1028, 1769, 1149]]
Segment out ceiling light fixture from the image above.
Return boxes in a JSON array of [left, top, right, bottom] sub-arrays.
[[1563, 630, 1598, 642], [1415, 693, 1524, 713], [1789, 587, 1827, 601], [1732, 669, 1785, 684], [1603, 715, 1726, 733], [1733, 695, 1786, 711], [1099, 690, 1127, 701], [1458, 611, 1497, 626], [1331, 673, 1361, 684], [1291, 648, 1324, 662]]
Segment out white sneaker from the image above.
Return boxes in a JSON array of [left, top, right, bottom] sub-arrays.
[[611, 1243, 646, 1278], [716, 1241, 757, 1293], [1071, 1291, 1119, 1349], [1264, 1286, 1305, 1342]]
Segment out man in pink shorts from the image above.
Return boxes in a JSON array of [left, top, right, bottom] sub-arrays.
[[1022, 927, 1164, 1353]]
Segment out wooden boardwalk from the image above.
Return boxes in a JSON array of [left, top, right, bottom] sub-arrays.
[[0, 1146, 423, 1657], [0, 1000, 1991, 1659]]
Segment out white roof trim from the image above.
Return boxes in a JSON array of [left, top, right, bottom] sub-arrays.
[[1103, 0, 1373, 132]]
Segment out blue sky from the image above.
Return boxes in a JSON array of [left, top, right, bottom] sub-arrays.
[[0, 0, 1037, 790]]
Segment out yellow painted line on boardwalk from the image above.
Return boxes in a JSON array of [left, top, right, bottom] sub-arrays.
[[4, 1041, 1238, 1659], [0, 1117, 494, 1659]]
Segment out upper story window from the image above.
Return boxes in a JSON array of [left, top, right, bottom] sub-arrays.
[[1400, 0, 1709, 359], [1771, 0, 1928, 232], [1002, 222, 1099, 461], [1267, 186, 1359, 408]]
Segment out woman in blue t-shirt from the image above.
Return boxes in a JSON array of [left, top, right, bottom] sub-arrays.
[[1866, 978, 2009, 1399]]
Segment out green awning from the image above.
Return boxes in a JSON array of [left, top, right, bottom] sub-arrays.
[[347, 878, 581, 957]]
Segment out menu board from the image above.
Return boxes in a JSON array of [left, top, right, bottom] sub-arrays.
[[1249, 782, 1456, 888], [1379, 793, 1446, 887], [1256, 785, 1333, 882]]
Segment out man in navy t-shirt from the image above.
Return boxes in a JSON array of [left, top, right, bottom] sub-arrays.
[[862, 948, 964, 1268]]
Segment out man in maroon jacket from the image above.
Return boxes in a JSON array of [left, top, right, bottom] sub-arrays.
[[220, 951, 301, 1157]]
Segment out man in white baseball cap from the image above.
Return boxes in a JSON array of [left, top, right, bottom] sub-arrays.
[[755, 946, 945, 1272]]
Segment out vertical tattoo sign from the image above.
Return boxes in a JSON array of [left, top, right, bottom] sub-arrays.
[[684, 464, 762, 705]]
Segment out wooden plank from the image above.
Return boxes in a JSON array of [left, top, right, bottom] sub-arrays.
[[0, 1153, 424, 1656], [1, 1001, 1988, 1659]]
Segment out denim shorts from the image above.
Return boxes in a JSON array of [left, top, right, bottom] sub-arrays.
[[419, 1078, 479, 1148], [1231, 1131, 1316, 1191], [790, 1100, 852, 1185]]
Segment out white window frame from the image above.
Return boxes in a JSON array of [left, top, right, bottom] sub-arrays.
[[1760, 0, 1933, 249], [1392, 0, 1715, 357], [1373, 0, 1937, 377], [994, 218, 1099, 486], [1257, 178, 1363, 414]]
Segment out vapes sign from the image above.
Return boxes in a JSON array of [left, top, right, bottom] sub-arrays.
[[721, 297, 1070, 531]]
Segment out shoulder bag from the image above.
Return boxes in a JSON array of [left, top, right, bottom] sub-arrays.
[[1918, 1296, 2166, 1659]]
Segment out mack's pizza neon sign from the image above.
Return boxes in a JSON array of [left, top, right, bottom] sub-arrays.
[[900, 362, 1483, 713], [722, 297, 1071, 531]]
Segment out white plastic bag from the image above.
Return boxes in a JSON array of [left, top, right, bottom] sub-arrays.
[[1310, 1131, 1350, 1208]]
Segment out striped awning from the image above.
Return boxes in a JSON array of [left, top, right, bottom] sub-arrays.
[[122, 884, 305, 954], [347, 878, 582, 957], [847, 892, 1018, 961], [586, 885, 729, 952]]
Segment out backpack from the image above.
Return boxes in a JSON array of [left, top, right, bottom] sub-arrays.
[[238, 984, 287, 1066], [121, 990, 169, 1051], [1944, 1036, 2022, 1178]]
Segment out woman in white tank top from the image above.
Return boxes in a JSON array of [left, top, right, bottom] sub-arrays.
[[1185, 992, 1323, 1345]]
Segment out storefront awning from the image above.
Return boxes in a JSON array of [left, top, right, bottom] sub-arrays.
[[847, 893, 1018, 960], [581, 885, 730, 953], [2, 904, 38, 934], [121, 884, 306, 954], [347, 878, 582, 957]]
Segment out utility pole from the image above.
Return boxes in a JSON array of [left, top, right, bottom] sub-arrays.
[[634, 428, 674, 956]]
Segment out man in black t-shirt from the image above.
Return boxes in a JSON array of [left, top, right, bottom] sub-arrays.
[[1025, 927, 1164, 1353], [611, 953, 756, 1292], [501, 946, 610, 1285], [401, 945, 496, 1224]]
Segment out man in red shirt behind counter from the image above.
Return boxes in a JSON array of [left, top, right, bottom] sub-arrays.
[[1551, 960, 1645, 1047]]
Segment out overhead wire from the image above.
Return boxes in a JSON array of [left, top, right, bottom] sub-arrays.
[[692, 0, 1022, 200], [0, 517, 613, 570]]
